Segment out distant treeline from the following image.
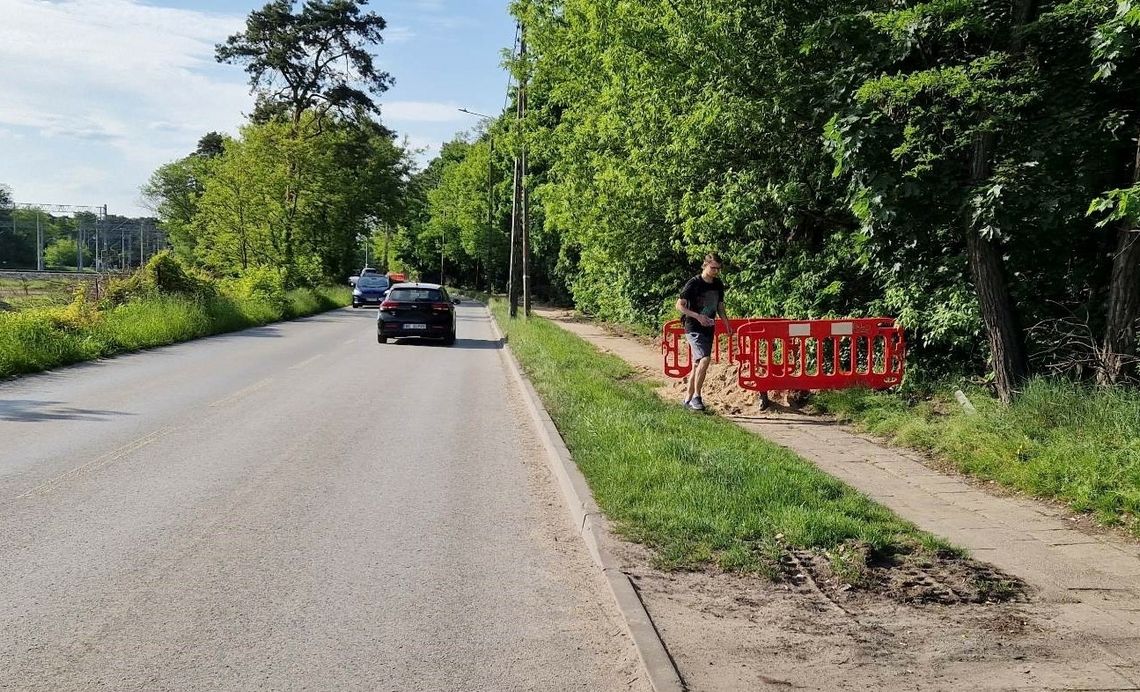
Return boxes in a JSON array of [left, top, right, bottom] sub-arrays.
[[0, 189, 161, 272]]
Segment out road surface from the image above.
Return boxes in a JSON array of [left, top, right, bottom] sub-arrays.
[[0, 304, 644, 691]]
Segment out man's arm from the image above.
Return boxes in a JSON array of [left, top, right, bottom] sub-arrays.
[[718, 301, 733, 334], [676, 298, 714, 326]]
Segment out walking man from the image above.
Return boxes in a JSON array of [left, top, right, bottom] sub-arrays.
[[676, 253, 732, 411]]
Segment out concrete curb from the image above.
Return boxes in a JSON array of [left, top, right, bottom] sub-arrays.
[[486, 306, 686, 692]]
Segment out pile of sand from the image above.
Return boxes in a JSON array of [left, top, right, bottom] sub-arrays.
[[667, 358, 810, 415]]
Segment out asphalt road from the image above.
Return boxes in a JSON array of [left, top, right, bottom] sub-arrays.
[[0, 304, 644, 691]]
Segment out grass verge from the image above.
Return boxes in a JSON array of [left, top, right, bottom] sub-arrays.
[[816, 382, 1140, 535], [0, 277, 86, 311], [490, 300, 954, 576], [0, 286, 350, 379]]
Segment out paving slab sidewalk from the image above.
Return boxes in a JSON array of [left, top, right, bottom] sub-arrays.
[[534, 307, 1140, 683]]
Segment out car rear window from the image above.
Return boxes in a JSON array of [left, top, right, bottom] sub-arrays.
[[387, 288, 443, 302], [357, 276, 389, 288]]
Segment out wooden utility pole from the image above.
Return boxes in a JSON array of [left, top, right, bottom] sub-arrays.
[[520, 31, 530, 318], [508, 134, 521, 317], [508, 23, 525, 318], [486, 138, 495, 293]]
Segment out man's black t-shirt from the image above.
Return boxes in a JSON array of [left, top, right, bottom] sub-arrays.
[[680, 275, 725, 336]]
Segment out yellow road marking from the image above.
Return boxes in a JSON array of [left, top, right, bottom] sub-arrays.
[[208, 377, 275, 408], [17, 426, 176, 499], [289, 354, 324, 370]]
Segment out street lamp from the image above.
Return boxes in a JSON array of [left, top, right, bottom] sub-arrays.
[[459, 107, 497, 294], [458, 107, 494, 120], [356, 232, 370, 269]]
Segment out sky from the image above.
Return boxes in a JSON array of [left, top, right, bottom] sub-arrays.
[[0, 0, 516, 216]]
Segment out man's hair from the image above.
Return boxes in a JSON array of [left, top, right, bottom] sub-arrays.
[[702, 253, 722, 267]]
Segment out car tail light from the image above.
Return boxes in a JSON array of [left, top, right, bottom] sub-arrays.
[[380, 300, 396, 309], [431, 302, 452, 312]]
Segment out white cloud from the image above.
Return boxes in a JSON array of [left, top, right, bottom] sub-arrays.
[[0, 0, 508, 215], [0, 0, 253, 213], [385, 25, 416, 43], [407, 0, 446, 12]]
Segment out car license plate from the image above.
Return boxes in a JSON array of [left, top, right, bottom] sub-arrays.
[[405, 323, 427, 329]]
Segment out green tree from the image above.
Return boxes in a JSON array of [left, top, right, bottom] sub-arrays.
[[43, 237, 87, 269], [142, 144, 222, 265], [1090, 0, 1140, 383], [159, 114, 409, 282], [195, 131, 227, 158], [216, 0, 392, 128], [0, 185, 32, 269], [216, 0, 394, 281]]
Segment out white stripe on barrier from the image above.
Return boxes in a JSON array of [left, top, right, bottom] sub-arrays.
[[831, 322, 853, 336], [788, 323, 811, 337]]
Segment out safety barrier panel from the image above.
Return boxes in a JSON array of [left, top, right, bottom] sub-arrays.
[[661, 318, 762, 379], [662, 318, 906, 391]]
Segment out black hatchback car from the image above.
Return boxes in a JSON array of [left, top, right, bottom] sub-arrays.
[[376, 283, 458, 345]]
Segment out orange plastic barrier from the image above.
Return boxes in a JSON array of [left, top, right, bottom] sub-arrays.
[[662, 318, 906, 391], [661, 318, 758, 378]]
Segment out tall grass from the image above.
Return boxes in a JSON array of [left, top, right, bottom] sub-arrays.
[[492, 301, 951, 574], [0, 286, 350, 379], [817, 381, 1140, 533]]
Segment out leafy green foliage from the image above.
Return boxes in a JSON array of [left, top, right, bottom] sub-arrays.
[[141, 251, 214, 297], [398, 0, 1140, 387], [43, 238, 88, 269], [0, 263, 349, 380], [144, 115, 410, 284]]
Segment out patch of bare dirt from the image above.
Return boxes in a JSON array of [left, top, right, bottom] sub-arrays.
[[608, 538, 1126, 692], [776, 548, 1030, 608]]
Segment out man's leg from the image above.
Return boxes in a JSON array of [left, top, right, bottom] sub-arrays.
[[684, 332, 709, 404], [693, 356, 711, 398], [685, 366, 699, 402]]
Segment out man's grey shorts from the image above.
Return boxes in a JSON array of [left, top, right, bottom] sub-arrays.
[[686, 331, 713, 362]]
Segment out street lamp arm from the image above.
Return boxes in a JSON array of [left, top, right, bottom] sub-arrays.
[[458, 107, 495, 121]]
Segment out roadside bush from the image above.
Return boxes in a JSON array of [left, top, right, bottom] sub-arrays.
[[47, 286, 102, 331], [0, 308, 105, 375], [141, 251, 215, 299], [0, 239, 352, 379], [102, 272, 147, 307], [98, 295, 211, 350], [102, 252, 215, 307], [284, 286, 351, 318], [223, 265, 288, 311]]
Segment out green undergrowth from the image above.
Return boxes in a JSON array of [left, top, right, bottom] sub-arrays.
[[0, 277, 81, 311], [0, 256, 350, 379], [816, 382, 1140, 535], [491, 300, 955, 576]]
